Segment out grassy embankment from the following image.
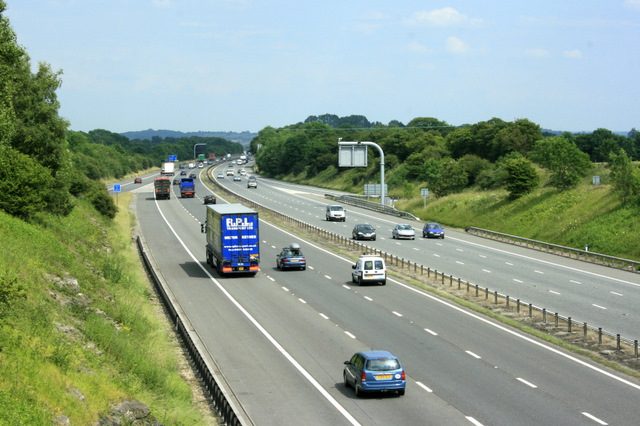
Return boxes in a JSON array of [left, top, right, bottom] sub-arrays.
[[0, 192, 214, 425], [286, 164, 640, 261]]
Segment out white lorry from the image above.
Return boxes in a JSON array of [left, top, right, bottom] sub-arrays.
[[161, 161, 175, 176]]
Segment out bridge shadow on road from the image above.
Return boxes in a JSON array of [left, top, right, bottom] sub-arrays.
[[178, 261, 211, 278]]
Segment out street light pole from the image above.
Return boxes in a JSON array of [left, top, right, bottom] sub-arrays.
[[193, 143, 206, 161], [338, 140, 386, 207]]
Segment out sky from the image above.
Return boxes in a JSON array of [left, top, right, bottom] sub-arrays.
[[4, 0, 640, 133]]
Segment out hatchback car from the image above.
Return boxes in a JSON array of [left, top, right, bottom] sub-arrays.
[[343, 350, 406, 396], [276, 243, 306, 270], [392, 224, 415, 240], [352, 224, 376, 241], [189, 173, 197, 179], [247, 176, 257, 188], [216, 173, 224, 179], [203, 195, 216, 205], [423, 222, 445, 239], [134, 177, 143, 184], [351, 255, 386, 285], [233, 175, 242, 182], [180, 170, 187, 176]]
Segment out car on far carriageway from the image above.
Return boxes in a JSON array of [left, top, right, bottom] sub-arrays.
[[352, 224, 376, 241], [134, 177, 142, 184], [276, 243, 306, 270], [216, 172, 224, 179], [343, 350, 406, 397], [203, 195, 216, 205], [233, 175, 242, 182], [423, 222, 445, 239], [392, 224, 415, 240]]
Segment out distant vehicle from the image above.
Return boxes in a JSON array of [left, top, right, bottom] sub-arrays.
[[179, 178, 195, 198], [226, 169, 235, 176], [392, 224, 415, 240], [180, 170, 187, 176], [247, 176, 257, 188], [236, 159, 243, 165], [216, 173, 225, 179], [134, 177, 142, 184], [188, 162, 195, 169], [233, 175, 242, 182], [343, 350, 406, 396], [239, 169, 247, 176], [161, 161, 175, 176], [352, 224, 376, 241], [172, 178, 180, 185], [276, 243, 306, 270], [153, 177, 171, 200], [326, 205, 346, 222], [179, 163, 186, 169], [203, 203, 260, 275], [189, 173, 197, 179], [423, 222, 445, 239], [198, 162, 204, 168], [203, 195, 216, 205], [351, 254, 386, 285]]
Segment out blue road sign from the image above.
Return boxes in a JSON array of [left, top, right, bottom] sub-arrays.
[[113, 184, 122, 192], [168, 154, 177, 161]]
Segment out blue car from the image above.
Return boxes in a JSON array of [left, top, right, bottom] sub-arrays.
[[423, 222, 445, 239], [343, 350, 406, 396], [276, 243, 306, 270]]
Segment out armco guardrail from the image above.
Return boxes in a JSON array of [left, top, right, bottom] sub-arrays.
[[209, 171, 639, 361], [324, 193, 420, 221], [466, 226, 640, 273], [136, 235, 253, 426]]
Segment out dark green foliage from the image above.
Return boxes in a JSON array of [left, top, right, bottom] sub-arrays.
[[502, 154, 539, 198], [608, 149, 640, 204], [88, 183, 117, 219], [0, 271, 25, 321], [476, 164, 507, 190], [424, 158, 468, 197], [532, 136, 591, 189], [575, 128, 635, 161], [458, 154, 492, 185]]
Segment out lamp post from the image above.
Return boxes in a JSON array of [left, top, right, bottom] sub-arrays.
[[338, 140, 385, 207], [193, 143, 206, 161]]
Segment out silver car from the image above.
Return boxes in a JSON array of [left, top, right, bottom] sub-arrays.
[[392, 224, 415, 240]]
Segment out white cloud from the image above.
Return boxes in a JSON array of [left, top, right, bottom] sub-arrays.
[[406, 41, 431, 53], [624, 0, 640, 10], [446, 36, 468, 54], [525, 48, 550, 58], [563, 49, 583, 58], [409, 7, 480, 27]]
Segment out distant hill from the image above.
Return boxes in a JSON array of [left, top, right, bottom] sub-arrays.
[[121, 129, 257, 146]]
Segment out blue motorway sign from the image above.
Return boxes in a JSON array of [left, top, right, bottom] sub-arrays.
[[168, 154, 177, 161], [113, 184, 122, 192]]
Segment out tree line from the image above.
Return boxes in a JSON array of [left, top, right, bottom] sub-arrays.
[[252, 116, 640, 202]]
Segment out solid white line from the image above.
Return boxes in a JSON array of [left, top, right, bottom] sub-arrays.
[[592, 304, 607, 310], [319, 313, 329, 320], [344, 331, 356, 339], [570, 280, 582, 284], [582, 412, 608, 425], [416, 381, 433, 393], [513, 278, 523, 283], [424, 328, 438, 336], [516, 377, 538, 388], [324, 275, 332, 280], [153, 201, 361, 425], [482, 269, 492, 273], [610, 291, 623, 296], [298, 298, 307, 304], [466, 416, 484, 426], [364, 296, 373, 302], [392, 311, 403, 317], [465, 350, 481, 359], [549, 290, 561, 295]]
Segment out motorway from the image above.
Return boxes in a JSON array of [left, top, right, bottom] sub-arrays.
[[128, 165, 640, 425], [213, 166, 640, 341]]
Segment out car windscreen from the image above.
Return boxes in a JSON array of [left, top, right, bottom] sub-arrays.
[[330, 206, 343, 211], [366, 358, 400, 371]]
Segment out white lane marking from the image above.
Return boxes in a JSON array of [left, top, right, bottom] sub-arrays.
[[479, 254, 487, 258], [395, 242, 401, 246], [433, 253, 441, 258], [456, 248, 464, 252], [482, 269, 492, 273], [534, 270, 544, 274], [281, 286, 289, 292], [416, 381, 433, 393], [516, 378, 538, 388], [466, 417, 484, 426], [364, 296, 373, 302], [413, 247, 420, 251], [610, 291, 623, 296], [392, 311, 403, 317], [592, 304, 607, 310], [342, 284, 351, 290], [260, 219, 640, 391], [570, 280, 582, 284], [549, 290, 561, 295], [344, 331, 356, 339], [270, 245, 276, 249], [456, 261, 465, 265], [153, 202, 361, 425], [448, 235, 640, 288], [324, 275, 332, 280], [319, 313, 329, 320], [424, 328, 438, 336], [298, 298, 307, 304], [308, 266, 315, 270], [505, 262, 514, 266], [513, 278, 523, 283], [466, 350, 481, 359], [267, 276, 275, 282], [582, 412, 608, 425]]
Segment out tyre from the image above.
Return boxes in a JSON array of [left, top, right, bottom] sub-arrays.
[[343, 371, 350, 388], [354, 384, 361, 397], [398, 389, 405, 396], [381, 279, 386, 286]]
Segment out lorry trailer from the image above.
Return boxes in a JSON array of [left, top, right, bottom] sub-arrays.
[[179, 178, 195, 198], [154, 177, 171, 200]]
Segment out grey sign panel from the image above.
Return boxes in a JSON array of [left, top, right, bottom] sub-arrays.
[[364, 183, 387, 196], [339, 145, 367, 167]]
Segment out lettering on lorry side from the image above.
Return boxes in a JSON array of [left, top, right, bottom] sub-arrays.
[[225, 217, 255, 230], [224, 235, 258, 241]]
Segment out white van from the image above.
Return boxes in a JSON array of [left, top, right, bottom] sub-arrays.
[[351, 255, 386, 285], [326, 205, 346, 222]]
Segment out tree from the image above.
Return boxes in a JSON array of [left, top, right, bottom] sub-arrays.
[[501, 154, 539, 199], [532, 136, 591, 189], [424, 158, 468, 197], [608, 149, 640, 204]]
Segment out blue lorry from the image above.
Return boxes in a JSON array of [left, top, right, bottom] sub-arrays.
[[203, 204, 260, 276], [180, 178, 195, 198]]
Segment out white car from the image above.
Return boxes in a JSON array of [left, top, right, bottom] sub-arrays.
[[216, 173, 224, 179], [392, 224, 415, 240]]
